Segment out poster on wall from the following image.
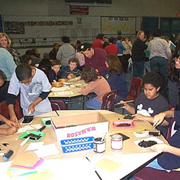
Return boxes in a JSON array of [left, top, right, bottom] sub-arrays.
[[101, 16, 136, 35]]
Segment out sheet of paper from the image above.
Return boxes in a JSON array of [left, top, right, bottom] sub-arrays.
[[34, 144, 60, 158], [26, 142, 44, 151], [16, 124, 42, 134], [27, 169, 54, 180], [12, 152, 40, 167], [95, 158, 121, 172]]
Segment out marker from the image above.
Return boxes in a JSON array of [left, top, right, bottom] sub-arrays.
[[3, 149, 14, 161], [37, 125, 46, 132], [20, 136, 30, 147]]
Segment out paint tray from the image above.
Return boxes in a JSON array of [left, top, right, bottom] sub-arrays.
[[60, 136, 94, 153], [42, 117, 52, 127], [113, 120, 134, 129], [19, 131, 45, 142]]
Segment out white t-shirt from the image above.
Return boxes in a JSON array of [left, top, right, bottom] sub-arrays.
[[8, 68, 52, 115]]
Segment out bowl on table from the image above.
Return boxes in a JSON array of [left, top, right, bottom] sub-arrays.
[[52, 82, 63, 88], [58, 79, 68, 83]]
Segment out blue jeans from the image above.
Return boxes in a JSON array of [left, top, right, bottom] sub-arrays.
[[133, 61, 144, 78], [150, 56, 168, 81], [86, 97, 102, 110]]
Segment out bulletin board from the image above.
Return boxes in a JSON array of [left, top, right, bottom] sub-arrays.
[[101, 16, 136, 35], [3, 16, 100, 40]]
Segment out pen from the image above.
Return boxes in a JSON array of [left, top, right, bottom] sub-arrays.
[[37, 125, 46, 132], [86, 157, 102, 180]]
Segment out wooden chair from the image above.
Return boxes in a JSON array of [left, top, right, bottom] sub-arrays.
[[0, 100, 23, 119], [101, 90, 117, 111], [133, 167, 180, 180], [125, 77, 142, 101], [50, 99, 67, 111]]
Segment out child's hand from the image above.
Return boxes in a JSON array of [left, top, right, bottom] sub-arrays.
[[7, 126, 18, 135], [151, 144, 169, 153], [67, 74, 75, 79], [28, 103, 35, 115], [53, 80, 57, 83], [4, 119, 16, 127]]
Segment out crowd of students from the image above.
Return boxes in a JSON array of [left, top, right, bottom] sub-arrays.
[[1, 30, 180, 177]]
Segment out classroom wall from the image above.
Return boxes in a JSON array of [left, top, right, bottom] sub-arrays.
[[1, 0, 180, 17]]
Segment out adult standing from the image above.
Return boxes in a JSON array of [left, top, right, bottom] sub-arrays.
[[122, 36, 132, 73], [49, 43, 59, 60], [0, 48, 16, 81], [132, 30, 147, 78], [104, 37, 119, 55], [80, 43, 108, 77], [92, 33, 104, 49], [148, 29, 171, 81], [56, 36, 76, 74], [0, 33, 21, 65]]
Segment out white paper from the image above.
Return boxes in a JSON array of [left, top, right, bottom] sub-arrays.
[[16, 124, 42, 134], [34, 144, 60, 158], [26, 142, 44, 151], [133, 131, 149, 138], [51, 86, 70, 92]]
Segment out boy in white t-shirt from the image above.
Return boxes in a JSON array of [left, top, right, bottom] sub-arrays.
[[7, 64, 52, 123]]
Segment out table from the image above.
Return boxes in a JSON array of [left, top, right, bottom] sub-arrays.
[[48, 80, 87, 109], [0, 110, 167, 180]]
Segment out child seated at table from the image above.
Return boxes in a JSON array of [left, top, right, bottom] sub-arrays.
[[0, 114, 18, 135], [80, 66, 111, 110], [64, 58, 81, 80], [145, 109, 180, 171], [20, 54, 32, 65], [6, 64, 52, 124], [48, 60, 62, 83], [119, 71, 170, 138]]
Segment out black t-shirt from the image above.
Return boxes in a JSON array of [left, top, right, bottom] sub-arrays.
[[135, 93, 170, 137]]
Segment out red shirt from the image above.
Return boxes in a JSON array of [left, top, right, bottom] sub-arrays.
[[104, 44, 119, 55], [92, 39, 103, 48], [84, 48, 108, 74]]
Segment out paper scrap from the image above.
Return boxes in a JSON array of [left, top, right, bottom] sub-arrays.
[[27, 169, 54, 180], [26, 142, 44, 151], [95, 158, 121, 172], [34, 144, 60, 158]]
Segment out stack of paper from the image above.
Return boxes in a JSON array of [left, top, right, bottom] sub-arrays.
[[7, 152, 43, 178]]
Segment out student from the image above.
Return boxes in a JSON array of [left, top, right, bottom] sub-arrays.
[[0, 114, 18, 135], [20, 54, 32, 65], [120, 71, 170, 137], [80, 66, 111, 110], [49, 43, 59, 60], [64, 58, 81, 80], [105, 54, 128, 103], [137, 109, 180, 173], [48, 59, 61, 83], [7, 64, 52, 123]]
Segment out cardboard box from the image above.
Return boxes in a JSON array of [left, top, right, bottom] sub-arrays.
[[51, 112, 109, 142]]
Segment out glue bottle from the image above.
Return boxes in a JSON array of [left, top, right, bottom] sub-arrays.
[[3, 149, 14, 161]]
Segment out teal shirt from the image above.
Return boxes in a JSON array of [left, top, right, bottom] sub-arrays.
[[0, 48, 16, 81]]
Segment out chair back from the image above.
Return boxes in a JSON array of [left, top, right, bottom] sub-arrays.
[[126, 77, 142, 101], [50, 100, 67, 111], [101, 90, 117, 111], [166, 117, 177, 140], [0, 100, 23, 120]]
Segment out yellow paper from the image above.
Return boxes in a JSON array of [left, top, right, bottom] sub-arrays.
[[27, 169, 54, 180], [95, 158, 121, 172]]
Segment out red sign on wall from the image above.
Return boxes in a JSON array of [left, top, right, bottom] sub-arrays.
[[69, 5, 89, 15]]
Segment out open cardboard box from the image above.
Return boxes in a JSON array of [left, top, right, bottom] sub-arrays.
[[51, 112, 109, 142]]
